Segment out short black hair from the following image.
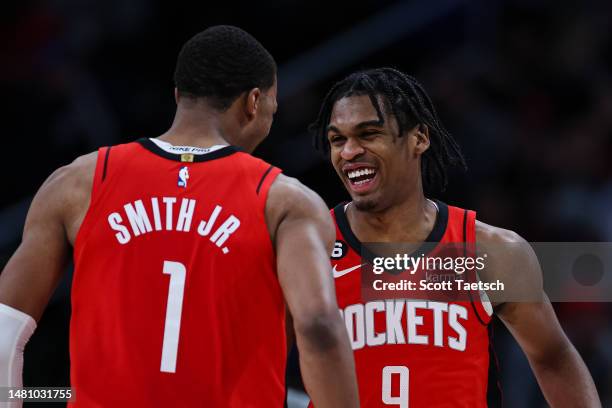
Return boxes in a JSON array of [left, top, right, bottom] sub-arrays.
[[310, 67, 466, 193], [174, 25, 277, 110]]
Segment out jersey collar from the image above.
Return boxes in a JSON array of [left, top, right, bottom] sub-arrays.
[[333, 199, 449, 264], [137, 138, 239, 163]]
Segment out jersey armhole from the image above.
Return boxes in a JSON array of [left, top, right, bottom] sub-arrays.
[[93, 146, 111, 196], [465, 209, 476, 243], [73, 147, 110, 250], [465, 209, 494, 324], [256, 166, 282, 211]]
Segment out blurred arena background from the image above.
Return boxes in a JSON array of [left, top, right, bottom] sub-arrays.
[[2, 0, 611, 406]]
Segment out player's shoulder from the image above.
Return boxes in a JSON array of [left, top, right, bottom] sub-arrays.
[[68, 150, 99, 173], [475, 220, 538, 283], [475, 221, 543, 309], [28, 151, 98, 232], [42, 151, 97, 194], [266, 174, 332, 234], [268, 174, 326, 211], [267, 175, 332, 225], [475, 220, 525, 245]]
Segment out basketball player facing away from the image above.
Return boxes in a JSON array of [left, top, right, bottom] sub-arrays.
[[0, 26, 359, 407], [309, 68, 601, 407]]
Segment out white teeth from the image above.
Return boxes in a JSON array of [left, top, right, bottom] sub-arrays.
[[347, 168, 376, 180]]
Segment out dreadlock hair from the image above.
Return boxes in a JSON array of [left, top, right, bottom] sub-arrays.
[[309, 67, 466, 193], [174, 25, 276, 111]]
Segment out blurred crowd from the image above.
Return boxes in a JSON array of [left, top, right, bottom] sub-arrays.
[[2, 0, 611, 406]]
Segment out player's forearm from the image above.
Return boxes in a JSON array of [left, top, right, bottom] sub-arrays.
[[295, 314, 359, 408], [530, 343, 601, 408]]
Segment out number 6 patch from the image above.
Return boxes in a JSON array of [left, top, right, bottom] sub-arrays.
[[331, 240, 348, 260]]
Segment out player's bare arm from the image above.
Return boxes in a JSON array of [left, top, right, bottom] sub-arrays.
[[476, 221, 601, 408], [0, 151, 97, 321], [0, 152, 95, 393], [265, 174, 359, 408]]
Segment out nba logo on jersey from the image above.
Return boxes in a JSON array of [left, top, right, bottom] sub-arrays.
[[178, 166, 189, 188]]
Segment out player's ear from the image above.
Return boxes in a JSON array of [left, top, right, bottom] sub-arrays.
[[244, 88, 262, 120], [174, 88, 180, 104], [414, 124, 430, 155]]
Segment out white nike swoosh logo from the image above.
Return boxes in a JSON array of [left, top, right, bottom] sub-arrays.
[[332, 264, 362, 278]]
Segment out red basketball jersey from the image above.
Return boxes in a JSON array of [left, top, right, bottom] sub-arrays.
[[71, 139, 285, 407], [312, 201, 493, 408]]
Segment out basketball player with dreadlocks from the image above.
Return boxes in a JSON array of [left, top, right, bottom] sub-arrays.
[[309, 68, 600, 407], [0, 26, 359, 407]]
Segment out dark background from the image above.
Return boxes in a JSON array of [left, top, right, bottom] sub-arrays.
[[2, 0, 611, 406]]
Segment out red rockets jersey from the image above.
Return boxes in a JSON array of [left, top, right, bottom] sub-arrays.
[[72, 139, 285, 407], [314, 201, 493, 408]]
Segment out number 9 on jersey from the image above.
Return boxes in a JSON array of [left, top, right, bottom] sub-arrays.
[[382, 366, 409, 407]]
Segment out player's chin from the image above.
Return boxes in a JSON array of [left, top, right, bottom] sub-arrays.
[[352, 195, 379, 211], [344, 180, 381, 210]]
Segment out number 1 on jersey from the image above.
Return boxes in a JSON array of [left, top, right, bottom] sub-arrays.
[[382, 365, 409, 407], [160, 261, 186, 373]]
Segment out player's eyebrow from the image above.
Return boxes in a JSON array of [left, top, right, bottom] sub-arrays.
[[327, 125, 341, 134], [327, 120, 383, 134], [354, 120, 383, 129]]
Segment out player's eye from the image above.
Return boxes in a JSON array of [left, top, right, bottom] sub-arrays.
[[329, 135, 346, 145], [360, 130, 381, 139]]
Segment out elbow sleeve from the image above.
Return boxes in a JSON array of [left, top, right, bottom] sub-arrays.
[[0, 303, 36, 394]]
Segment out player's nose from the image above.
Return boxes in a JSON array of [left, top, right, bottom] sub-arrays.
[[340, 137, 365, 161]]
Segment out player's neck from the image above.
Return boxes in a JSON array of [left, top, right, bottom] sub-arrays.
[[348, 193, 437, 244], [160, 103, 235, 148]]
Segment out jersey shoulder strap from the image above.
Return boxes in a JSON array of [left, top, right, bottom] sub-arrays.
[[230, 152, 282, 212]]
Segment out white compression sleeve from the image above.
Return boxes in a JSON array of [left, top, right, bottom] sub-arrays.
[[0, 303, 36, 408]]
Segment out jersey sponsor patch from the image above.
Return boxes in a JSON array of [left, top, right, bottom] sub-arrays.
[[181, 154, 194, 163]]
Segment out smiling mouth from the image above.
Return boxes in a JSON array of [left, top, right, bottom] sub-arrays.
[[344, 166, 378, 192]]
